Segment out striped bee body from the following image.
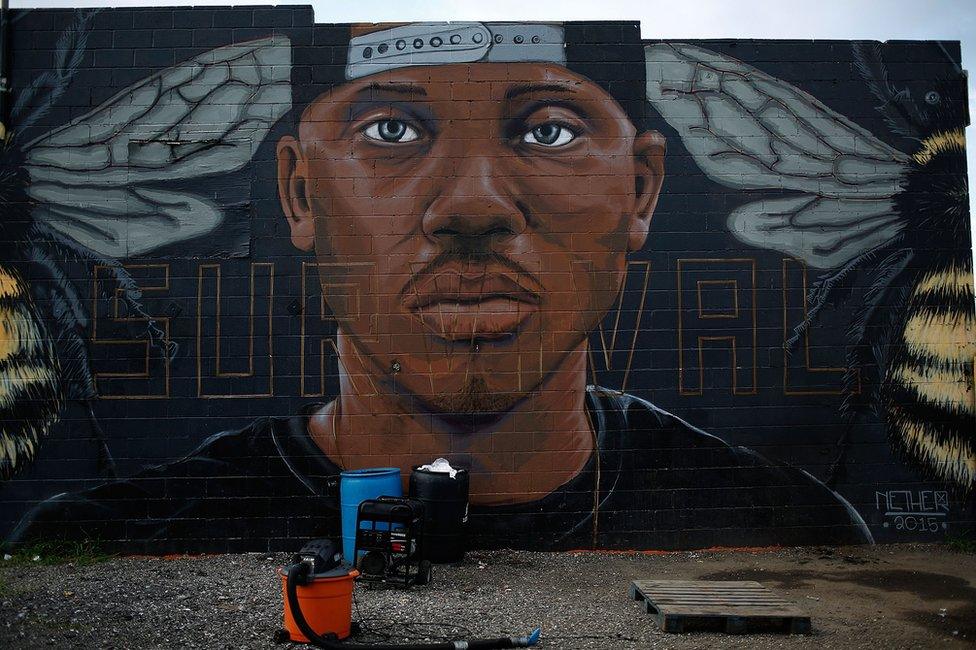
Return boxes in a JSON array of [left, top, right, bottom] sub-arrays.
[[0, 264, 63, 480], [881, 128, 975, 492], [884, 262, 976, 490]]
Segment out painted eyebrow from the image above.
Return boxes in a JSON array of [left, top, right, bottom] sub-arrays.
[[345, 83, 432, 123], [357, 82, 428, 97], [504, 83, 581, 101]]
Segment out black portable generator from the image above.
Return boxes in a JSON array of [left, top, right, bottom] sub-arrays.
[[355, 496, 433, 587]]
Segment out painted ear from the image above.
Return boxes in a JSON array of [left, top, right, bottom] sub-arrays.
[[276, 136, 315, 252], [629, 130, 666, 252]]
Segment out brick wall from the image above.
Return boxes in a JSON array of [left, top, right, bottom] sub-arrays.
[[0, 6, 972, 553]]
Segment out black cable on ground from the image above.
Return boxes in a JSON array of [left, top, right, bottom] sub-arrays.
[[351, 583, 475, 644], [545, 634, 642, 643], [285, 562, 540, 650]]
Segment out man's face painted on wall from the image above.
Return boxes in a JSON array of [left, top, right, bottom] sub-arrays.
[[278, 61, 664, 418]]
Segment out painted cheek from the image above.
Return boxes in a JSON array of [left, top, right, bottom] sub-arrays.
[[354, 165, 433, 239], [541, 189, 632, 253], [309, 161, 418, 247], [510, 157, 631, 319]]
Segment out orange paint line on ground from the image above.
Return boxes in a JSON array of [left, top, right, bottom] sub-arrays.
[[564, 545, 783, 556], [125, 553, 221, 561], [125, 546, 785, 560]]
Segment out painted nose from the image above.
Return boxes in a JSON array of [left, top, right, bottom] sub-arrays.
[[422, 155, 526, 246]]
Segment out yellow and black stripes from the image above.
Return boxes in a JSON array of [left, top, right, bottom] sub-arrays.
[[0, 265, 62, 480], [887, 403, 976, 490], [883, 262, 976, 490], [912, 129, 967, 167]]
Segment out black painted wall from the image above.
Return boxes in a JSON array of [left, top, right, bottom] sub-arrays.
[[0, 6, 972, 552]]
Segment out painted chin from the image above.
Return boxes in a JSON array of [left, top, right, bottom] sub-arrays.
[[422, 375, 526, 417], [409, 297, 539, 344]]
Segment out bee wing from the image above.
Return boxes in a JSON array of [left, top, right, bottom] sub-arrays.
[[645, 43, 912, 268], [645, 42, 911, 197], [24, 36, 291, 258], [728, 195, 904, 269]]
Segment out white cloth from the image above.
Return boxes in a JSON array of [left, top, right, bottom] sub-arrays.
[[418, 458, 458, 479]]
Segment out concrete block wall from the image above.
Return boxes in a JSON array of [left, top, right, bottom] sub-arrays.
[[0, 5, 972, 553]]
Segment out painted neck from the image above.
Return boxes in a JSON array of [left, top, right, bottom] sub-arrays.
[[308, 334, 594, 506]]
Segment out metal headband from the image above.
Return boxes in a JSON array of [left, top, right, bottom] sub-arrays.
[[345, 22, 566, 80]]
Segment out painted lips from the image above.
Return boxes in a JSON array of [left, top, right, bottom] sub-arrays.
[[402, 267, 541, 342]]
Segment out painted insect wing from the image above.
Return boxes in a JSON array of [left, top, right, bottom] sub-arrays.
[[24, 36, 292, 259], [645, 42, 976, 491], [0, 30, 293, 479], [644, 42, 911, 269], [726, 195, 905, 270]]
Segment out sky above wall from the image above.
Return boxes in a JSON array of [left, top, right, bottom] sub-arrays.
[[11, 0, 976, 262]]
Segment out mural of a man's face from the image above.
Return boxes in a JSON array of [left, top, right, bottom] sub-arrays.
[[278, 62, 664, 417], [10, 9, 972, 554]]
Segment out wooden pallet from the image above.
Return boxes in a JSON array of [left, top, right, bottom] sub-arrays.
[[629, 580, 811, 635]]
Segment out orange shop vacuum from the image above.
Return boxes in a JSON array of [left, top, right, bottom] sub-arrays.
[[278, 538, 542, 649]]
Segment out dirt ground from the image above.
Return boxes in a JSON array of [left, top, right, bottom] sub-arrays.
[[1, 543, 973, 649]]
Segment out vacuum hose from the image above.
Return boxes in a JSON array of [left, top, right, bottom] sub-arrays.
[[286, 563, 541, 650]]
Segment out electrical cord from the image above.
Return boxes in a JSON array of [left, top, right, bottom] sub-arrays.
[[285, 562, 541, 650], [353, 589, 636, 646], [352, 588, 475, 643], [544, 634, 642, 643], [353, 621, 478, 645]]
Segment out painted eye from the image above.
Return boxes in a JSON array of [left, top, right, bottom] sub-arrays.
[[925, 90, 941, 105], [522, 123, 576, 147], [363, 120, 420, 143]]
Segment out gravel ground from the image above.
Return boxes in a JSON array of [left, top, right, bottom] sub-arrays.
[[1, 543, 973, 649]]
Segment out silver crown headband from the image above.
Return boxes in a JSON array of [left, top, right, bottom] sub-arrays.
[[345, 22, 566, 80]]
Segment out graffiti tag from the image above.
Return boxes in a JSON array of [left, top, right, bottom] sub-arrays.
[[876, 490, 950, 533]]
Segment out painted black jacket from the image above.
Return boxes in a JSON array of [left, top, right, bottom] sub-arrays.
[[10, 387, 872, 553]]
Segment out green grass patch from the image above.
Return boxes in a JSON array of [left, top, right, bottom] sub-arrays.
[[1, 539, 115, 567], [0, 573, 20, 598], [945, 530, 976, 554]]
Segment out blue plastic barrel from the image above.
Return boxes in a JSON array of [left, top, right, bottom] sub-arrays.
[[339, 468, 402, 563]]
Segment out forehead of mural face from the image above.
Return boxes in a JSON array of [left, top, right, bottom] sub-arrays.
[[277, 23, 665, 416]]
